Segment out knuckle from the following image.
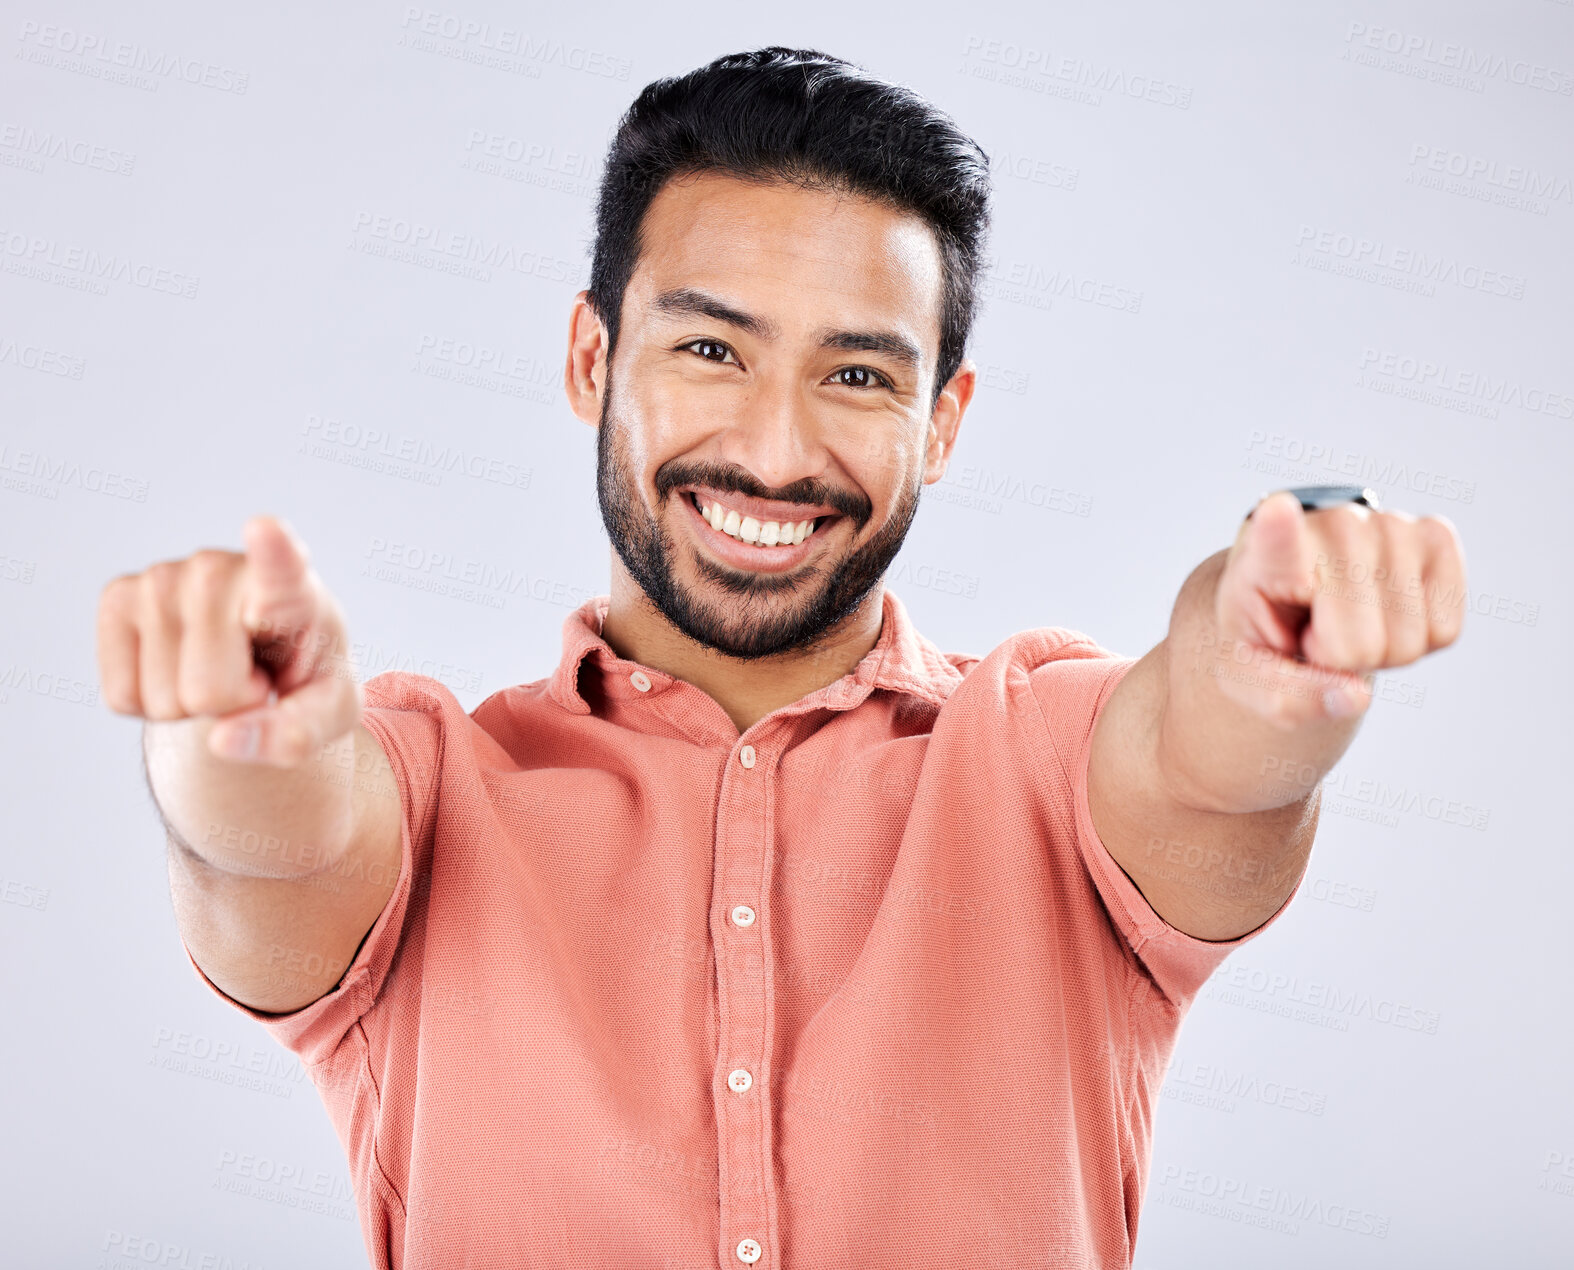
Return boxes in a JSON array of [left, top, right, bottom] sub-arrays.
[[99, 574, 136, 615], [142, 697, 185, 722], [141, 561, 183, 606], [1431, 605, 1466, 646], [102, 684, 141, 715], [139, 660, 182, 719], [1419, 515, 1461, 556], [185, 549, 238, 590], [1322, 503, 1367, 532], [1428, 588, 1468, 630], [1312, 521, 1363, 564], [1352, 627, 1387, 666], [1386, 627, 1429, 666], [1326, 625, 1384, 669], [177, 672, 229, 717]]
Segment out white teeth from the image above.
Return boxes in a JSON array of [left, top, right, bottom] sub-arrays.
[[696, 495, 819, 548]]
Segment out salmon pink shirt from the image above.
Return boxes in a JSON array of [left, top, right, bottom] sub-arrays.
[[182, 587, 1301, 1269]]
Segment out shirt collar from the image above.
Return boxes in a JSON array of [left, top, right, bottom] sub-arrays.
[[546, 587, 964, 718]]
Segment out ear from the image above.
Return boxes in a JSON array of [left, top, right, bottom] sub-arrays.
[[922, 356, 975, 484], [564, 290, 609, 428]]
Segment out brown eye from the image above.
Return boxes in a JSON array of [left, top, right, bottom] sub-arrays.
[[833, 366, 889, 390], [683, 340, 736, 364]]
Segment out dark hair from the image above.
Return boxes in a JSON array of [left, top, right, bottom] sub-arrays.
[[586, 46, 992, 411]]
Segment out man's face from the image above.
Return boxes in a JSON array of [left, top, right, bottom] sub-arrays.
[[590, 170, 957, 660]]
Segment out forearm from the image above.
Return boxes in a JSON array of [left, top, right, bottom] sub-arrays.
[[143, 716, 357, 880], [1155, 550, 1362, 815]]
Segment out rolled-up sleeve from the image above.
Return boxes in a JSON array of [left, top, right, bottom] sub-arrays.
[[1026, 642, 1305, 1013], [178, 671, 447, 1067]]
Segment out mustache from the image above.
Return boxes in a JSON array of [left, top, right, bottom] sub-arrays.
[[654, 466, 870, 524]]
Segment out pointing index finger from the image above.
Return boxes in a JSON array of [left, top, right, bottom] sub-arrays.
[[239, 515, 314, 635]]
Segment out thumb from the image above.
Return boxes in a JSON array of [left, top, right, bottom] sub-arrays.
[[209, 670, 363, 767]]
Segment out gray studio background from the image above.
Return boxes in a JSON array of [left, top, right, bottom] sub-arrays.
[[2, 0, 1570, 1265]]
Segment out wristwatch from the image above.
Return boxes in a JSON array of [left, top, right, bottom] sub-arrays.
[[1245, 485, 1381, 520]]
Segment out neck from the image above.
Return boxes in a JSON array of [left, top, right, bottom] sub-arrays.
[[598, 556, 885, 735]]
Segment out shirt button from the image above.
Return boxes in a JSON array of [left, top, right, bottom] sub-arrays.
[[736, 1238, 762, 1263], [738, 744, 756, 768], [728, 1068, 753, 1093], [731, 904, 755, 928], [630, 670, 651, 692]]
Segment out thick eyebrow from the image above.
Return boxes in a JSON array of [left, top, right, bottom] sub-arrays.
[[651, 286, 923, 375], [652, 287, 779, 340], [816, 327, 922, 374]]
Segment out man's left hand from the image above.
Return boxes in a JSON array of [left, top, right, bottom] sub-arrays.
[[1207, 490, 1468, 729]]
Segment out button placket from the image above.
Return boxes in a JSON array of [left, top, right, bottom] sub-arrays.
[[713, 734, 778, 1268]]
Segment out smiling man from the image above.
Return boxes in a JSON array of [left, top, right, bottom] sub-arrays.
[[576, 164, 955, 732], [105, 45, 1467, 1270]]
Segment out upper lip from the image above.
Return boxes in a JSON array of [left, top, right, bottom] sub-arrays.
[[679, 484, 840, 524]]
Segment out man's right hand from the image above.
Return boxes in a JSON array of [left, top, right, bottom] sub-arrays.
[[99, 515, 407, 1014], [96, 515, 362, 767]]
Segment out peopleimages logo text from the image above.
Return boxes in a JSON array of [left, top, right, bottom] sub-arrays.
[[1294, 225, 1526, 298]]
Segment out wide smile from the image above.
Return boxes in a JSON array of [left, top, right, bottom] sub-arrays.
[[677, 489, 841, 574]]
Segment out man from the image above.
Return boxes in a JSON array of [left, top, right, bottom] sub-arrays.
[[99, 46, 1465, 1270]]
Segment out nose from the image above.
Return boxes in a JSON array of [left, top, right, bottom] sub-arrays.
[[715, 374, 830, 496]]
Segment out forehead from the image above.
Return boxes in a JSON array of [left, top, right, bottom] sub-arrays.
[[628, 169, 943, 349]]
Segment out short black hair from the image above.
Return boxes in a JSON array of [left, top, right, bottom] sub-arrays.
[[586, 46, 992, 412]]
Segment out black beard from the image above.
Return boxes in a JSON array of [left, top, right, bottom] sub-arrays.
[[594, 363, 923, 661]]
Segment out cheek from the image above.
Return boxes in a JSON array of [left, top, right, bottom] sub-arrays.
[[635, 377, 722, 460], [850, 433, 922, 499]]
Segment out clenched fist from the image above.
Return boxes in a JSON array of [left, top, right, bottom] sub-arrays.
[[1208, 490, 1468, 727], [96, 516, 362, 766]]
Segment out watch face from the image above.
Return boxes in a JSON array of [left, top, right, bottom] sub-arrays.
[[1245, 486, 1380, 520], [1288, 485, 1380, 511]]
